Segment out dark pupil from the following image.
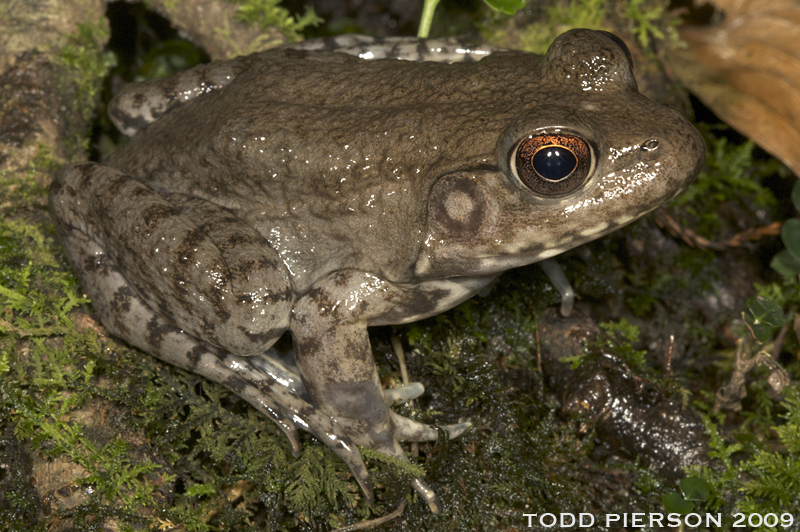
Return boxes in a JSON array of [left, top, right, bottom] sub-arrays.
[[531, 146, 577, 181]]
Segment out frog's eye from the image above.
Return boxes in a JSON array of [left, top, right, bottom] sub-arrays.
[[511, 134, 592, 196]]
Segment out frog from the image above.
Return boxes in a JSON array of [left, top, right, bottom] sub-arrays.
[[49, 29, 705, 514]]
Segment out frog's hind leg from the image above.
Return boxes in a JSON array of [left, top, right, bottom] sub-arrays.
[[67, 232, 377, 501], [49, 218, 376, 500], [107, 55, 258, 136], [51, 162, 294, 357], [250, 354, 471, 443], [50, 163, 375, 501]]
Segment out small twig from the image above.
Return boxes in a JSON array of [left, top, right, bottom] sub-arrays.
[[332, 499, 407, 532], [793, 313, 800, 361], [714, 339, 752, 412], [665, 334, 675, 377], [771, 323, 790, 361], [534, 323, 542, 373], [391, 335, 411, 389], [417, 0, 441, 38], [391, 335, 418, 458], [654, 208, 782, 251], [715, 338, 792, 412]]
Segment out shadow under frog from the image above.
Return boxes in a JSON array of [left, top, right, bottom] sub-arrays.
[[49, 29, 705, 513]]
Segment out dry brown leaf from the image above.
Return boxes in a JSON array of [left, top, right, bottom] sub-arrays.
[[667, 0, 800, 175]]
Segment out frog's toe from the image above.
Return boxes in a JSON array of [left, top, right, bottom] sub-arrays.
[[412, 477, 441, 514], [384, 382, 425, 404], [183, 351, 307, 457], [300, 409, 375, 503], [335, 447, 375, 503], [390, 413, 436, 441], [390, 413, 471, 441], [441, 420, 472, 439], [249, 349, 310, 401], [539, 258, 575, 317], [237, 382, 303, 456]]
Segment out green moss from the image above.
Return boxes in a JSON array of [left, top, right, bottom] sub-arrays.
[[597, 318, 648, 370], [0, 221, 88, 333], [55, 21, 117, 155], [485, 0, 609, 54], [672, 125, 787, 238], [688, 386, 800, 528], [228, 0, 323, 44], [484, 0, 678, 55], [12, 385, 168, 508], [0, 219, 171, 528], [619, 0, 681, 51], [0, 144, 59, 212]]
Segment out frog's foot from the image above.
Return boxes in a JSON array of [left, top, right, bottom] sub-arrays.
[[391, 413, 472, 442], [248, 352, 471, 443], [384, 382, 425, 404], [412, 478, 440, 514], [240, 361, 443, 511], [386, 387, 473, 440], [183, 348, 379, 503], [250, 350, 427, 405]]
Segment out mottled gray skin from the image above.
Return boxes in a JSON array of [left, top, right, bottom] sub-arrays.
[[49, 30, 704, 513]]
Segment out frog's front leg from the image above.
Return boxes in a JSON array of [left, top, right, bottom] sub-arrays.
[[291, 271, 443, 513]]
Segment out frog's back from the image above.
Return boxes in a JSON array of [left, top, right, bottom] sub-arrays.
[[104, 50, 546, 287], [107, 49, 547, 200], [105, 50, 545, 274], [247, 48, 534, 109]]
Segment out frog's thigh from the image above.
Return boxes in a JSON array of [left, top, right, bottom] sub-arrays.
[[57, 224, 303, 436], [51, 162, 293, 354]]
